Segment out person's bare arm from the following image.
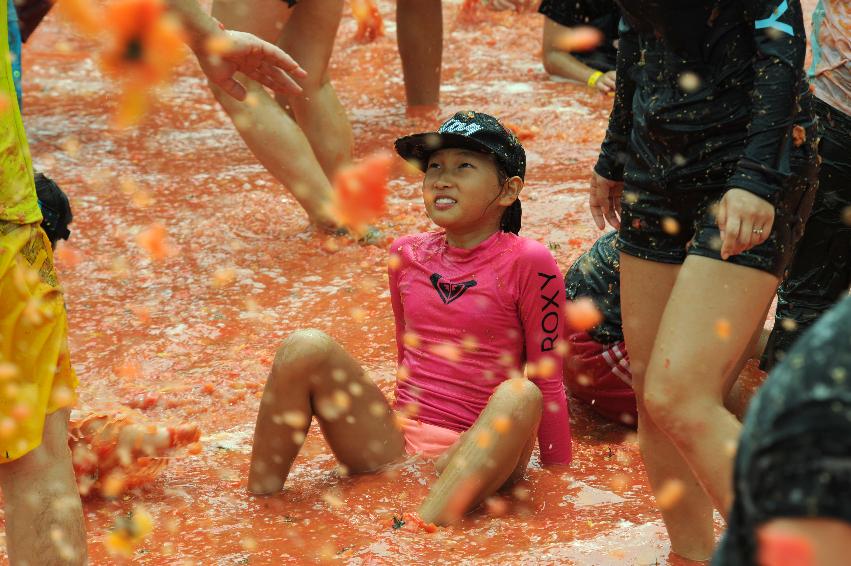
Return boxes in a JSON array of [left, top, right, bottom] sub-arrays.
[[542, 18, 615, 92], [164, 0, 308, 100], [164, 0, 219, 49]]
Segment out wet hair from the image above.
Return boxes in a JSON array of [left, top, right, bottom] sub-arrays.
[[496, 166, 522, 235]]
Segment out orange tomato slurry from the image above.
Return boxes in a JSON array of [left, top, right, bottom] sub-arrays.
[[5, 0, 800, 563]]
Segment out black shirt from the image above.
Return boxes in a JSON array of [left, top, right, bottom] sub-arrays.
[[539, 0, 620, 71], [714, 294, 851, 564], [565, 231, 623, 344], [595, 0, 813, 203]]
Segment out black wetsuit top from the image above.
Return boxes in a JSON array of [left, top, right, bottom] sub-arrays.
[[539, 0, 620, 71], [565, 231, 623, 344], [595, 0, 813, 204], [714, 294, 851, 565]]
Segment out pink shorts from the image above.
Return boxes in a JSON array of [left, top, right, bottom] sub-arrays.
[[397, 416, 461, 458]]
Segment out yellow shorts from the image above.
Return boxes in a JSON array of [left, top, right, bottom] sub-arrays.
[[0, 221, 77, 462]]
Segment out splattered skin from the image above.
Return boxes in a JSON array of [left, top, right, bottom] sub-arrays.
[[3, 0, 816, 563]]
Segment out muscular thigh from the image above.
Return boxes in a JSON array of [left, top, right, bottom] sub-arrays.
[[212, 0, 293, 42]]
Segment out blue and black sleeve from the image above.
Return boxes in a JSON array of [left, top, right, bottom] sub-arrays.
[[726, 0, 809, 204]]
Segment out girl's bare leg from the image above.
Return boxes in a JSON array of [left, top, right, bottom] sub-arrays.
[[419, 378, 542, 526], [209, 0, 339, 230], [643, 256, 778, 516], [620, 254, 716, 561], [276, 0, 352, 180], [249, 329, 406, 494]]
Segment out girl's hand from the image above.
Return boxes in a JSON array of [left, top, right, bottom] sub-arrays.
[[589, 171, 623, 230], [594, 70, 616, 93], [716, 188, 774, 260]]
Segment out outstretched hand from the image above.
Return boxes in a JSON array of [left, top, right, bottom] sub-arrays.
[[589, 170, 623, 230], [196, 30, 308, 101], [716, 188, 774, 260]]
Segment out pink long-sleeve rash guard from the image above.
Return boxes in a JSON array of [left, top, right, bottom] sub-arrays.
[[388, 230, 572, 465]]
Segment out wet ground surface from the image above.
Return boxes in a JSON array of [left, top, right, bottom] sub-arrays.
[[0, 0, 795, 563]]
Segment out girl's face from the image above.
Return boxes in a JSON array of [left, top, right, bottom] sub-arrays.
[[423, 148, 512, 234]]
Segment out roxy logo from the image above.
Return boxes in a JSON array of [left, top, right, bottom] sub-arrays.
[[538, 272, 560, 352], [439, 120, 483, 136], [430, 273, 477, 305]]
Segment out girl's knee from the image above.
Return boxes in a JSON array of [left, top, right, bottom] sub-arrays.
[[272, 329, 335, 376], [491, 378, 543, 413]]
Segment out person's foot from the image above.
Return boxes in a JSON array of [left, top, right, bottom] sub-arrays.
[[458, 0, 484, 24], [405, 104, 442, 122], [667, 550, 712, 565], [352, 0, 385, 42], [358, 226, 386, 246], [311, 211, 346, 235]]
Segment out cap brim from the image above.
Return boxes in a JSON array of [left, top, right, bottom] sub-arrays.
[[394, 132, 499, 172]]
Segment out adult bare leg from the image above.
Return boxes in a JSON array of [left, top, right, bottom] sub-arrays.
[[248, 329, 406, 495], [620, 254, 716, 561], [210, 0, 339, 230], [277, 0, 352, 180], [396, 0, 442, 107], [418, 378, 542, 526], [643, 256, 778, 518], [0, 408, 87, 565]]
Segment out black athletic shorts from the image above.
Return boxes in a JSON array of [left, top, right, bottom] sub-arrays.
[[616, 124, 819, 278]]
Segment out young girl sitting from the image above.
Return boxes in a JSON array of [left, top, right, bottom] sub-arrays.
[[247, 111, 572, 525]]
